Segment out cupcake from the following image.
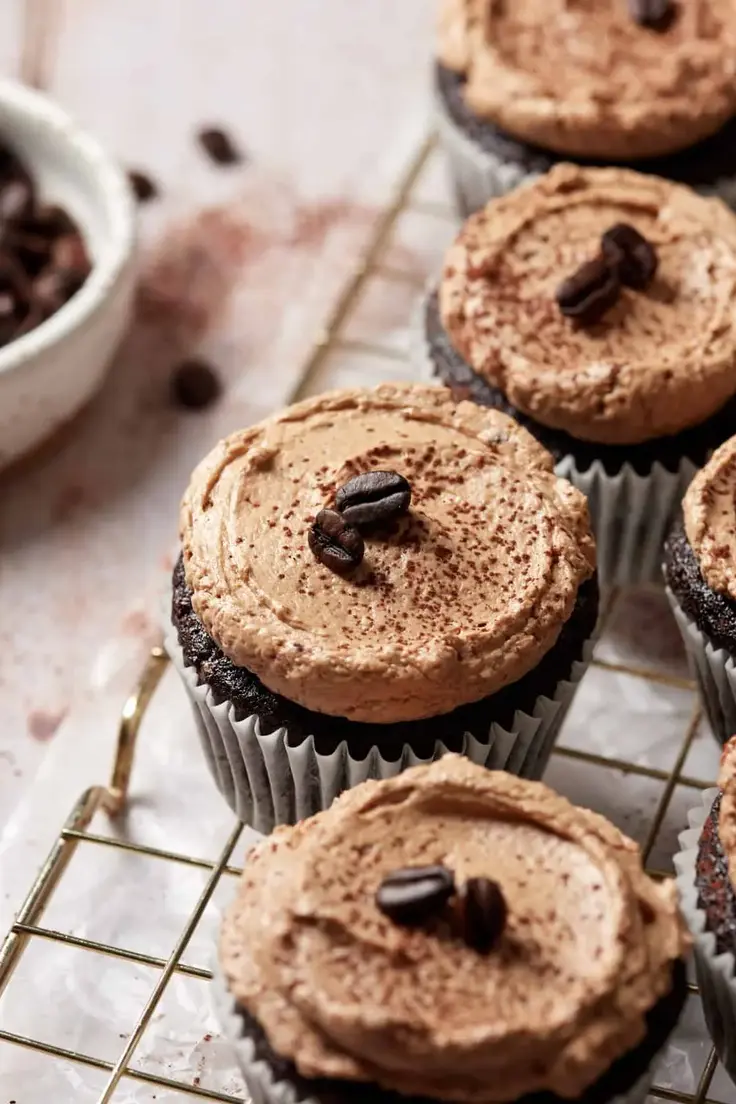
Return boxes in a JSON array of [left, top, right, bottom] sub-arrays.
[[436, 0, 736, 215], [216, 754, 690, 1104], [664, 436, 736, 744], [420, 164, 736, 586], [675, 737, 736, 1079], [169, 382, 598, 831]]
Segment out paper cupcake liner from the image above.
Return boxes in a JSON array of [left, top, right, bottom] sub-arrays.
[[674, 787, 736, 1077], [211, 958, 655, 1104], [165, 623, 592, 833], [413, 292, 697, 587], [666, 588, 736, 745], [435, 82, 736, 217]]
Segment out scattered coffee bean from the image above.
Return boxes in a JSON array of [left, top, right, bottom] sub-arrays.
[[335, 470, 411, 529], [376, 865, 456, 927], [458, 877, 507, 953], [308, 508, 364, 574], [0, 176, 33, 222], [197, 126, 243, 166], [170, 358, 223, 410], [628, 0, 676, 31], [128, 169, 159, 203], [33, 267, 85, 317], [601, 223, 658, 290], [556, 254, 620, 325]]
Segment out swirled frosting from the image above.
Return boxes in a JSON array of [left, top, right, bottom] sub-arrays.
[[180, 383, 594, 723], [683, 435, 736, 601], [438, 0, 736, 159], [220, 754, 688, 1103], [439, 165, 736, 446]]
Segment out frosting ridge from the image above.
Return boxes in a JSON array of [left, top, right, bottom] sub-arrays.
[[438, 0, 736, 159], [683, 436, 736, 602], [440, 165, 736, 446], [180, 383, 594, 722], [220, 755, 689, 1103]]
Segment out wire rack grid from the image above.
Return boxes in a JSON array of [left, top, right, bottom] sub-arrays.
[[0, 131, 726, 1103]]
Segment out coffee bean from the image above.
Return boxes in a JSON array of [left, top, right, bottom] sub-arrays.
[[601, 223, 658, 290], [0, 177, 33, 223], [376, 865, 456, 926], [556, 254, 621, 325], [335, 470, 411, 528], [33, 267, 85, 316], [197, 126, 243, 166], [308, 508, 364, 574], [30, 203, 77, 238], [628, 0, 677, 31], [52, 232, 91, 277], [171, 358, 223, 410], [459, 877, 507, 953], [128, 169, 159, 203]]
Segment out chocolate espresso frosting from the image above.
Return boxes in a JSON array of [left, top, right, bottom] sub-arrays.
[[683, 435, 736, 601], [440, 165, 736, 446], [220, 755, 689, 1103], [717, 737, 736, 887], [438, 0, 736, 160], [180, 383, 594, 723]]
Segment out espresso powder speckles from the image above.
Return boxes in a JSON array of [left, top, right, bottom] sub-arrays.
[[696, 792, 736, 961], [424, 290, 736, 476], [171, 555, 599, 760]]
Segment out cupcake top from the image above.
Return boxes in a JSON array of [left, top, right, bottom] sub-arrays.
[[180, 383, 594, 723], [717, 736, 736, 882], [220, 754, 688, 1103], [683, 435, 736, 600], [438, 0, 736, 160], [439, 165, 736, 446]]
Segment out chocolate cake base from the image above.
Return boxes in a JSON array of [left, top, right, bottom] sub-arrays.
[[696, 792, 736, 962], [233, 959, 687, 1104], [424, 291, 736, 477], [171, 556, 599, 761], [663, 523, 736, 657], [436, 62, 736, 193]]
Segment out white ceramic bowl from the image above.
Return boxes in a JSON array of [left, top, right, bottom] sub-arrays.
[[0, 79, 136, 470]]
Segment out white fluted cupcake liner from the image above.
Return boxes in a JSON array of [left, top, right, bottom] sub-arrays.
[[666, 588, 736, 745], [674, 788, 736, 1078], [211, 956, 656, 1104], [413, 292, 696, 588], [166, 623, 592, 833], [435, 81, 736, 216]]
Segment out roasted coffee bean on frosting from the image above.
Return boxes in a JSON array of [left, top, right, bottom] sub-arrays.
[[458, 877, 508, 954], [335, 469, 411, 528], [555, 254, 621, 325], [0, 142, 91, 347], [376, 865, 456, 926], [309, 508, 364, 573], [601, 223, 658, 290], [628, 0, 677, 32]]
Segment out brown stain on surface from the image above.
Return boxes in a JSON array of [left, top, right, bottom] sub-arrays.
[[27, 707, 67, 742]]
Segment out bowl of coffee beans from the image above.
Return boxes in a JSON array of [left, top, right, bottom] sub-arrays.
[[0, 79, 136, 470]]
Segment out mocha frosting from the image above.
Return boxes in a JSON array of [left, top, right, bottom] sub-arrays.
[[180, 383, 594, 723], [683, 435, 736, 601], [220, 755, 689, 1103], [440, 165, 736, 446], [438, 0, 736, 160]]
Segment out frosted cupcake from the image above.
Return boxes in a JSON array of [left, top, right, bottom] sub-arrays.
[[437, 0, 736, 215], [169, 383, 597, 831], [664, 436, 736, 743], [216, 755, 689, 1104], [420, 164, 736, 585], [675, 737, 736, 1080]]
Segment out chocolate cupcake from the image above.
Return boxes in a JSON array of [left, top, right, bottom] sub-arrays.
[[664, 436, 736, 743], [419, 164, 736, 585], [215, 755, 690, 1104], [169, 383, 598, 830], [437, 0, 736, 215], [675, 737, 736, 1080]]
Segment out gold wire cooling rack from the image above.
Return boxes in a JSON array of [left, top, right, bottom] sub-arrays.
[[0, 132, 726, 1103]]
